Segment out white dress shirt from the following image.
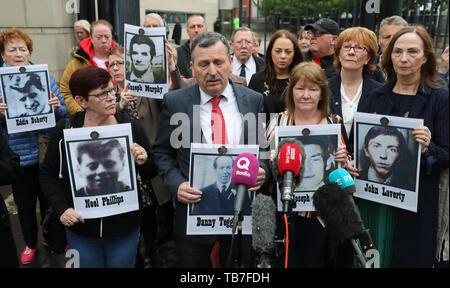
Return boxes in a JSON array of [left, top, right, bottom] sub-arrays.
[[199, 83, 242, 145], [232, 55, 256, 84], [340, 81, 363, 137]]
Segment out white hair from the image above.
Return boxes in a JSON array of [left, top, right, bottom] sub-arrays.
[[145, 13, 164, 27]]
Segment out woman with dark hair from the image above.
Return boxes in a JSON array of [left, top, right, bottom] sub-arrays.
[[0, 27, 66, 264], [248, 29, 304, 124], [265, 62, 350, 267], [39, 66, 157, 268], [328, 27, 383, 154], [356, 25, 448, 267]]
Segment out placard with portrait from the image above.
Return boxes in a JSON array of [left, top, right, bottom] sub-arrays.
[[64, 123, 138, 219], [353, 112, 423, 212], [187, 143, 259, 235], [0, 64, 56, 134], [275, 124, 342, 212], [124, 24, 168, 99]]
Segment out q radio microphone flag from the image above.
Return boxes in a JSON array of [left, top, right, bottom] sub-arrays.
[[231, 153, 259, 234], [273, 139, 304, 213]]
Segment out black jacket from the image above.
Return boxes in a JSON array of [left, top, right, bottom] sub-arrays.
[[176, 40, 192, 78], [305, 50, 338, 79], [328, 73, 383, 155], [39, 111, 157, 238]]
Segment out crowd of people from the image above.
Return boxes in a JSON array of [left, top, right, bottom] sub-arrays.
[[0, 12, 448, 269]]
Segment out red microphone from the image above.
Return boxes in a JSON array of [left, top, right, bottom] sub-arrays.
[[231, 153, 259, 234], [276, 139, 303, 213]]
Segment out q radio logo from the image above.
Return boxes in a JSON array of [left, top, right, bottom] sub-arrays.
[[236, 157, 251, 178]]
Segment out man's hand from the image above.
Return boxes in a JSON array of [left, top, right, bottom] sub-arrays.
[[131, 143, 148, 165], [60, 208, 84, 227], [177, 181, 202, 204]]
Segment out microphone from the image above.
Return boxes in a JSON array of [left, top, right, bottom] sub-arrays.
[[231, 153, 259, 234], [252, 193, 276, 268], [313, 168, 377, 267], [272, 138, 304, 213]]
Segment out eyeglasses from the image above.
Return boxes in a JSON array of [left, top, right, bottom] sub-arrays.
[[307, 30, 328, 38], [341, 44, 368, 53], [235, 40, 253, 47], [108, 61, 124, 69], [88, 85, 118, 100]]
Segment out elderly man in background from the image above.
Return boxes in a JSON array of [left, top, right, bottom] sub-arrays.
[[230, 27, 265, 85]]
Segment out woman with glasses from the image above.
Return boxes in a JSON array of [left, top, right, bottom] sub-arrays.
[[328, 27, 382, 155], [0, 28, 67, 265], [248, 29, 304, 125], [356, 25, 448, 267], [40, 66, 157, 268]]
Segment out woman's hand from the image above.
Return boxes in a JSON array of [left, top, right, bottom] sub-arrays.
[[166, 40, 177, 72], [131, 143, 147, 165], [0, 97, 8, 118], [334, 145, 348, 166], [48, 92, 61, 111], [60, 208, 84, 227], [119, 83, 137, 110], [412, 126, 432, 154], [343, 160, 359, 177]]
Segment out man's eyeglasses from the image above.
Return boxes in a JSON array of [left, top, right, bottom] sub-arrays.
[[108, 61, 124, 69], [235, 40, 253, 47], [88, 85, 118, 100], [341, 44, 368, 53], [307, 30, 328, 38]]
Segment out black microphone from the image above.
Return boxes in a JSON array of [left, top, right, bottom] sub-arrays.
[[272, 138, 305, 213], [313, 168, 377, 268], [252, 193, 276, 268]]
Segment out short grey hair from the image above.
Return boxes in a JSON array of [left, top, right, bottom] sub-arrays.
[[380, 15, 408, 30], [145, 13, 164, 27], [190, 32, 231, 62], [230, 27, 256, 42]]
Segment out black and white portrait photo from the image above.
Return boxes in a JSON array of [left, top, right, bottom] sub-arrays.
[[353, 112, 423, 212], [2, 72, 51, 118], [187, 144, 259, 235], [70, 138, 132, 197], [356, 124, 418, 192], [64, 123, 139, 219], [275, 125, 341, 212], [0, 64, 56, 134], [124, 24, 168, 99]]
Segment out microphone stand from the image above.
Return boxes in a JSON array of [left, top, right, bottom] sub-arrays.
[[282, 199, 296, 268], [227, 211, 245, 268]]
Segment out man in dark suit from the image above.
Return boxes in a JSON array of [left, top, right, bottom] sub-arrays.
[[153, 31, 269, 268], [191, 155, 251, 216], [172, 16, 182, 45], [230, 27, 265, 85]]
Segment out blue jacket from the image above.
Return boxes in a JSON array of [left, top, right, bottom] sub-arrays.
[[1, 63, 67, 166]]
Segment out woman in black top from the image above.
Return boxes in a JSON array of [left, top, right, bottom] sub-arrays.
[[248, 29, 303, 125]]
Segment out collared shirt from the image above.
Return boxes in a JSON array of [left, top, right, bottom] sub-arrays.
[[232, 55, 256, 84], [199, 83, 242, 145], [130, 69, 155, 83], [340, 81, 363, 138], [368, 166, 392, 185]]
